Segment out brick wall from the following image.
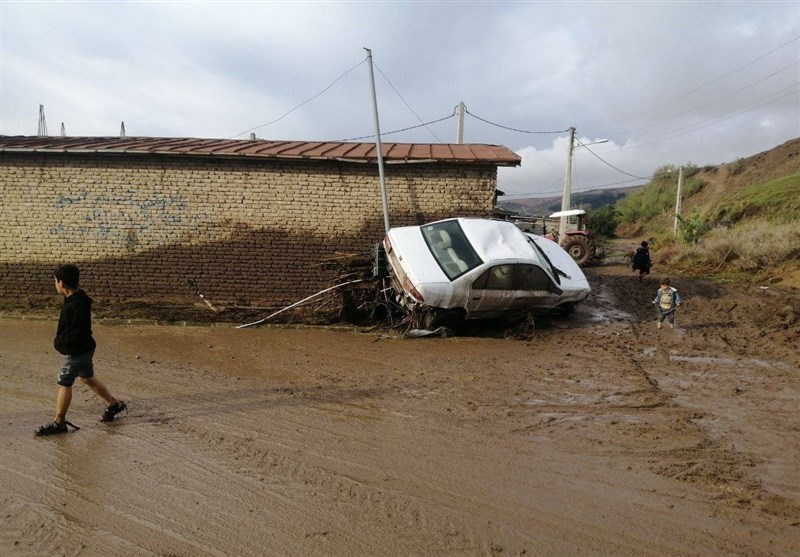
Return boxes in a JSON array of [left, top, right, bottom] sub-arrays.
[[0, 153, 497, 305]]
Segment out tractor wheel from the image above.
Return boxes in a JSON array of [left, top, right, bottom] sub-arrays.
[[563, 236, 591, 266], [424, 308, 464, 330]]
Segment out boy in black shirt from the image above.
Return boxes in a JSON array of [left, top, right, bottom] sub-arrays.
[[632, 241, 652, 282], [35, 264, 127, 436]]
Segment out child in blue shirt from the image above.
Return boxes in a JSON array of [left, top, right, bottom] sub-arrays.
[[653, 277, 682, 330]]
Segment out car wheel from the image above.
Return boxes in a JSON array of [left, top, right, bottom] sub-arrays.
[[424, 308, 464, 330], [557, 302, 577, 315], [563, 236, 591, 266]]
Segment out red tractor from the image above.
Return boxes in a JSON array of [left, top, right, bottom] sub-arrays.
[[545, 209, 594, 266], [508, 209, 595, 266]]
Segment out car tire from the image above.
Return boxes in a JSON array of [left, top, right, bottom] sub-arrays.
[[424, 308, 464, 330], [563, 236, 591, 266], [557, 302, 577, 316]]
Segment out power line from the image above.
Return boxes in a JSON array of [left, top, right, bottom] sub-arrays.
[[231, 58, 367, 139], [616, 59, 800, 135], [336, 109, 457, 142], [600, 34, 800, 127], [607, 83, 799, 153], [374, 63, 443, 143], [465, 109, 569, 134], [575, 138, 647, 179], [501, 177, 647, 199]]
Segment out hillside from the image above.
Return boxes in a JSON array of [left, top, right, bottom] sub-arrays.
[[613, 137, 800, 287], [499, 185, 642, 216], [684, 137, 800, 220]]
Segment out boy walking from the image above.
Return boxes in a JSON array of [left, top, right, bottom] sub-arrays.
[[35, 264, 126, 436], [632, 241, 652, 282], [653, 277, 682, 330]]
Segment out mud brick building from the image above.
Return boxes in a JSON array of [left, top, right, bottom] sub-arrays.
[[0, 136, 520, 305]]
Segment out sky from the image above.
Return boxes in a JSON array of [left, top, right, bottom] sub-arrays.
[[1, 1, 798, 198]]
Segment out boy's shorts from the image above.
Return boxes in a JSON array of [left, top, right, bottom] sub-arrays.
[[658, 308, 676, 324], [57, 350, 95, 387]]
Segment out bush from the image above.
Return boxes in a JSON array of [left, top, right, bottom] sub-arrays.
[[677, 207, 710, 244], [661, 219, 800, 279], [588, 205, 619, 238]]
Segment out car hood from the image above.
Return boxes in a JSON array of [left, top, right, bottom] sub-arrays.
[[526, 234, 591, 296]]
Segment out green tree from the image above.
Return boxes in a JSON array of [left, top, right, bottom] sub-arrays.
[[588, 205, 619, 238]]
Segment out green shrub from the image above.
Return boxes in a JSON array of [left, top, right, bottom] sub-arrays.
[[661, 219, 800, 279], [677, 207, 710, 244], [588, 205, 619, 238]]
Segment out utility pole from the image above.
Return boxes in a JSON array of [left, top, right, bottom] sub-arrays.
[[364, 47, 391, 233], [673, 166, 684, 236], [37, 105, 48, 136], [455, 101, 465, 144], [559, 127, 576, 243]]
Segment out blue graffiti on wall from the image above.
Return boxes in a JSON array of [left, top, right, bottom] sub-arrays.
[[51, 188, 196, 244]]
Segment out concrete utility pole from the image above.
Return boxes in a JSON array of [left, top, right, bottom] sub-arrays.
[[455, 101, 466, 144], [559, 127, 576, 242], [673, 166, 684, 236], [364, 47, 391, 233], [37, 105, 47, 136]]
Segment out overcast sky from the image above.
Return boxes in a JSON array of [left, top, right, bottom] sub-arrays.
[[1, 1, 798, 197]]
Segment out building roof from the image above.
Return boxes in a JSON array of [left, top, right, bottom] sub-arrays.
[[0, 136, 521, 166]]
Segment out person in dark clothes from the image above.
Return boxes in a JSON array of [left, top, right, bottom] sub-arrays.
[[632, 241, 652, 282], [35, 264, 127, 436]]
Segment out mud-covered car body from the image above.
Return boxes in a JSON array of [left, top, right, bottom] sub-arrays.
[[383, 218, 590, 324]]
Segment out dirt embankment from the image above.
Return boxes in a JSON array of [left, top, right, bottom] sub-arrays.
[[1, 262, 798, 556]]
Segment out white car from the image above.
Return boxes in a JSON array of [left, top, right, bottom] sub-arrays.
[[383, 218, 591, 328]]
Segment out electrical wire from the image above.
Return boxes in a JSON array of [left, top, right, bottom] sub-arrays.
[[600, 34, 800, 127], [575, 139, 647, 179], [231, 58, 367, 139], [616, 59, 800, 135], [608, 83, 799, 153], [335, 109, 457, 142], [465, 109, 569, 134], [374, 63, 443, 143], [500, 177, 647, 199]]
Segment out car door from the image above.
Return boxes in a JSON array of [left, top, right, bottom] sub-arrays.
[[508, 264, 562, 311], [466, 263, 516, 315]]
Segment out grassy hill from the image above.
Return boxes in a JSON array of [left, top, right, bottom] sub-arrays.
[[613, 138, 800, 285]]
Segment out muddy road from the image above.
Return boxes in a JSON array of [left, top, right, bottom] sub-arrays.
[[1, 263, 798, 556]]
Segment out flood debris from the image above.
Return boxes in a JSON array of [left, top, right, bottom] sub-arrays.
[[237, 279, 367, 329]]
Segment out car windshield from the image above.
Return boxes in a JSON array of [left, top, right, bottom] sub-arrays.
[[527, 237, 564, 285], [421, 220, 483, 280]]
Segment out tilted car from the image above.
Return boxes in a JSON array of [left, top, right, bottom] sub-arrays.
[[383, 218, 591, 328]]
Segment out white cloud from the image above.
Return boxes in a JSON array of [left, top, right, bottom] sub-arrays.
[[1, 1, 798, 193]]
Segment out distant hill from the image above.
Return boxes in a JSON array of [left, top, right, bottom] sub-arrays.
[[498, 184, 643, 216]]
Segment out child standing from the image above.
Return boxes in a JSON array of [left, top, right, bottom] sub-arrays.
[[653, 277, 682, 330], [35, 264, 127, 436]]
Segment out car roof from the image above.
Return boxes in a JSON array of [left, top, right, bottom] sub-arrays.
[[452, 218, 538, 262], [548, 209, 586, 218]]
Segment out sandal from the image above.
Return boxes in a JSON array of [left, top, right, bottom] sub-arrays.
[[100, 401, 127, 422], [34, 420, 80, 437]]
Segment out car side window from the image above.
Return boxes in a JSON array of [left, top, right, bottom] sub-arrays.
[[473, 264, 514, 290], [515, 264, 552, 290]]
